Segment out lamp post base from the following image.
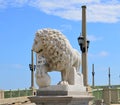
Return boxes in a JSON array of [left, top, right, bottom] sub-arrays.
[[29, 87, 36, 96]]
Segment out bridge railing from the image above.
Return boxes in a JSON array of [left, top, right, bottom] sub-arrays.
[[92, 88, 103, 100], [92, 87, 120, 104], [4, 89, 33, 98]]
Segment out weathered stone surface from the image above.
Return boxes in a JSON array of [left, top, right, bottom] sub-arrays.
[[29, 85, 93, 105], [0, 90, 4, 99], [37, 85, 87, 96], [35, 54, 51, 88], [32, 28, 82, 86], [111, 88, 119, 103], [31, 28, 94, 105], [29, 96, 93, 105], [103, 88, 111, 105]]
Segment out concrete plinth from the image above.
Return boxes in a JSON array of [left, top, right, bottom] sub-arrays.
[[37, 85, 87, 96], [0, 90, 4, 99], [103, 88, 111, 105], [29, 85, 93, 105], [29, 96, 93, 105], [111, 88, 119, 103]]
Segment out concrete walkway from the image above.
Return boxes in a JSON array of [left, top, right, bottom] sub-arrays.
[[111, 104, 120, 105]]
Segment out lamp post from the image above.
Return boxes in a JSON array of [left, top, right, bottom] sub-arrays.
[[92, 64, 95, 87], [29, 50, 36, 89], [108, 67, 111, 87], [78, 5, 90, 86]]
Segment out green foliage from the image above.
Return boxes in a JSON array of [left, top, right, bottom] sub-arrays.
[[4, 89, 33, 98]]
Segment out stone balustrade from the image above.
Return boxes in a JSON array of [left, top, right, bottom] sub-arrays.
[[0, 90, 4, 99]]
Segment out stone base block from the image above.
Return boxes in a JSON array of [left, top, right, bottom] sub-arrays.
[[29, 96, 93, 105], [29, 85, 93, 105], [37, 85, 87, 96], [0, 90, 4, 99]]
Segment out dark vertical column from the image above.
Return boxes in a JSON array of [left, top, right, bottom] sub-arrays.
[[81, 5, 88, 86], [108, 67, 111, 87], [92, 64, 95, 87], [31, 50, 34, 89]]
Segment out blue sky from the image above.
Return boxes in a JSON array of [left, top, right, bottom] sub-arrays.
[[0, 0, 120, 90]]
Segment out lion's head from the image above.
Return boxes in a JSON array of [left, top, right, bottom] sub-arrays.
[[32, 32, 43, 53]]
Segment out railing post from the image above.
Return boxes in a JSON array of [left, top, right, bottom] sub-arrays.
[[25, 88, 27, 96], [18, 89, 20, 97], [10, 89, 12, 98]]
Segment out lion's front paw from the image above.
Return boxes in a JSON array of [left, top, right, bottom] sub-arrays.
[[57, 81, 69, 85]]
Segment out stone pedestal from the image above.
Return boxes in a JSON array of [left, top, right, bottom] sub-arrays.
[[103, 88, 111, 105], [37, 85, 87, 96], [111, 88, 119, 103], [29, 96, 93, 105], [29, 85, 93, 105], [0, 90, 4, 99], [94, 99, 104, 105]]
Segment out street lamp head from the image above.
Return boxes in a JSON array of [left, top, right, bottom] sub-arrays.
[[87, 40, 90, 49], [78, 35, 84, 52], [78, 35, 84, 45], [29, 64, 36, 71], [78, 35, 90, 53], [29, 64, 32, 70]]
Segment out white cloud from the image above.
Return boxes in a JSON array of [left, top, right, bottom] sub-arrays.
[[29, 0, 120, 23], [0, 63, 24, 70], [59, 24, 72, 32], [87, 4, 120, 23], [98, 51, 109, 57], [11, 0, 28, 7], [88, 35, 103, 41], [0, 0, 120, 23], [0, 0, 28, 8], [10, 64, 23, 69], [89, 51, 109, 58], [0, 0, 7, 8]]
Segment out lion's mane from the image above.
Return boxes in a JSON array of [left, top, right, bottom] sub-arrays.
[[32, 28, 80, 73]]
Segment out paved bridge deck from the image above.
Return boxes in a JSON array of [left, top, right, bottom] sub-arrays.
[[0, 96, 34, 105]]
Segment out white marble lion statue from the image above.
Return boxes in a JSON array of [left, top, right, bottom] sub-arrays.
[[32, 28, 83, 85]]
